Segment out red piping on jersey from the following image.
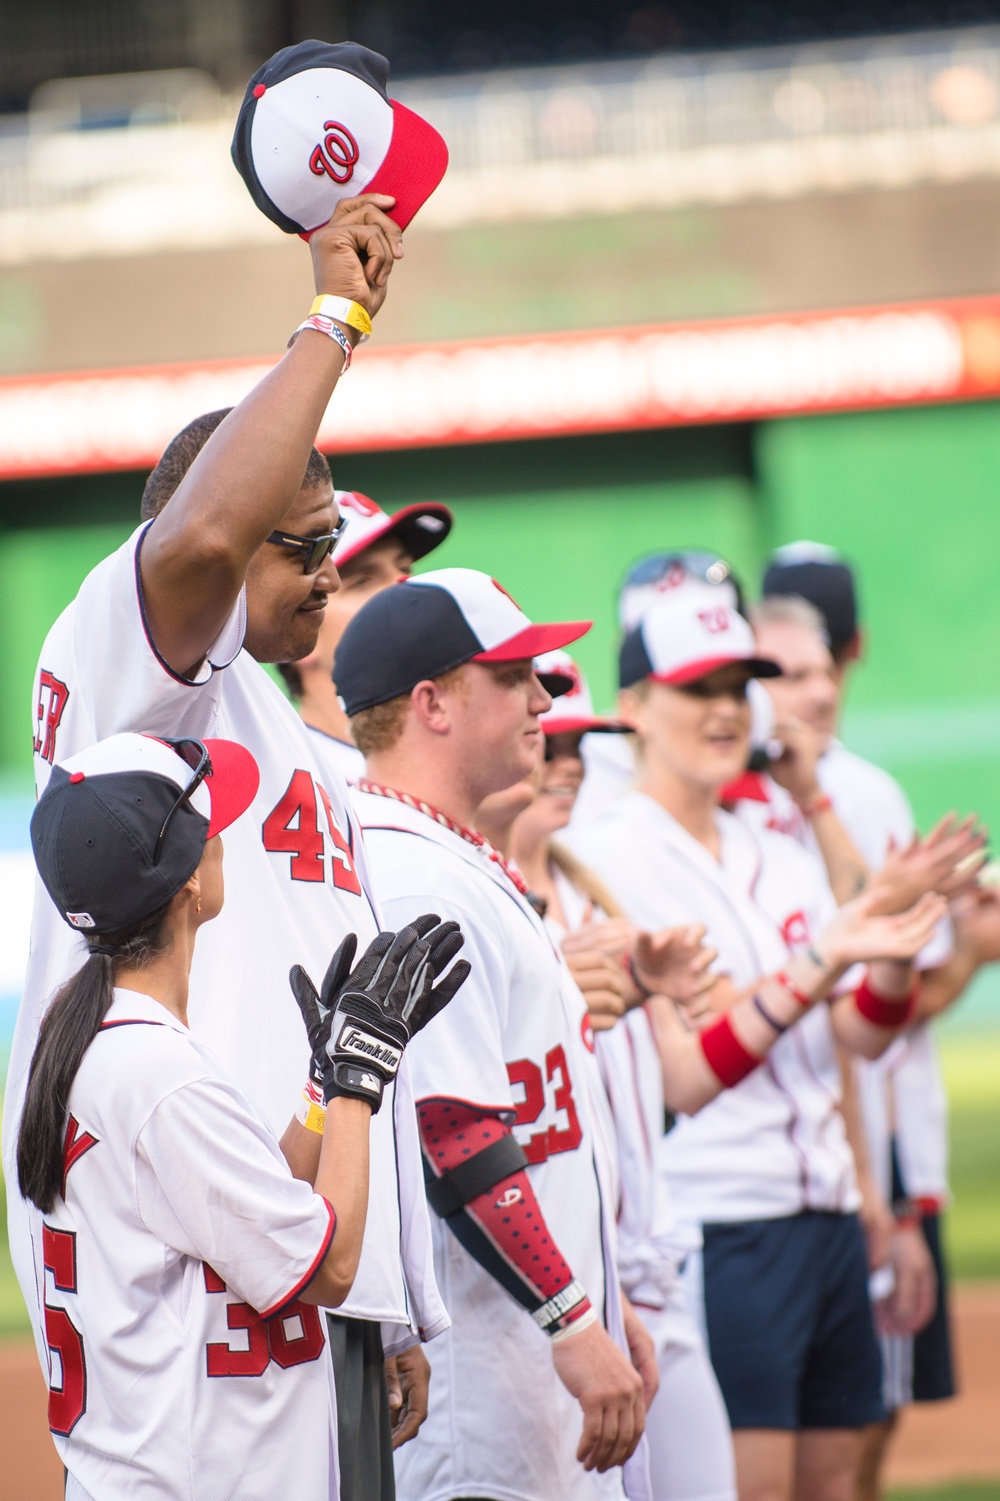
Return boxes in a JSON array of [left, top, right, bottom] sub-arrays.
[[134, 524, 205, 689], [99, 1019, 167, 1030], [763, 1057, 811, 1205], [641, 815, 825, 1208], [788, 1023, 853, 1209], [259, 1196, 336, 1321]]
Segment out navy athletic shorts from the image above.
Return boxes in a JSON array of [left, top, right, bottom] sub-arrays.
[[701, 1209, 884, 1431]]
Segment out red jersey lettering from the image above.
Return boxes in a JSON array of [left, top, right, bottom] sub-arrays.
[[34, 671, 70, 765]]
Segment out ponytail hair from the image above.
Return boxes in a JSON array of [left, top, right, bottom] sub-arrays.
[[17, 904, 172, 1212]]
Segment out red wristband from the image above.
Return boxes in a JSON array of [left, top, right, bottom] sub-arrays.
[[699, 1015, 761, 1088], [854, 973, 917, 1028], [777, 971, 813, 1008], [796, 792, 834, 818]]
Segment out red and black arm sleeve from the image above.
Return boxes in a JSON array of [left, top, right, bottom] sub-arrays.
[[418, 1098, 592, 1337]]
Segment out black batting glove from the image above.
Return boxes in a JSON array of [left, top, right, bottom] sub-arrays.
[[290, 916, 470, 1113]]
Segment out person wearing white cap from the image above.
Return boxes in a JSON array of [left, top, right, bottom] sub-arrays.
[[571, 550, 761, 832], [751, 568, 1000, 1501], [5, 108, 451, 1501], [17, 730, 465, 1501], [567, 585, 952, 1501], [334, 568, 657, 1501], [279, 489, 452, 783]]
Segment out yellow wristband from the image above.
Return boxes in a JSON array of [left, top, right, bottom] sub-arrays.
[[309, 295, 372, 342], [296, 1085, 327, 1135]]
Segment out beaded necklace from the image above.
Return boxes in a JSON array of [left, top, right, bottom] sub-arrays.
[[355, 778, 529, 896]]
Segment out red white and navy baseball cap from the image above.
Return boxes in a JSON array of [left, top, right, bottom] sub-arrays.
[[31, 733, 260, 935], [618, 550, 744, 632], [619, 583, 781, 690], [335, 567, 591, 715], [232, 40, 449, 236], [334, 490, 451, 568], [536, 651, 628, 736]]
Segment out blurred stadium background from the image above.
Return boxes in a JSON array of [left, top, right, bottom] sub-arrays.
[[2, 4, 1000, 1495]]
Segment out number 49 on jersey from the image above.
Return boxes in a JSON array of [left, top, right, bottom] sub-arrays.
[[262, 770, 361, 893]]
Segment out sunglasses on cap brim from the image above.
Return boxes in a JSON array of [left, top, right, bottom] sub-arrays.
[[153, 738, 211, 866], [625, 551, 734, 588]]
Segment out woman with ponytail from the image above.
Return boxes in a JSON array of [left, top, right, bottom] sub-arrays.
[[18, 730, 467, 1501]]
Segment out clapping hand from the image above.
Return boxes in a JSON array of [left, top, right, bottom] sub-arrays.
[[291, 915, 470, 1112], [631, 924, 718, 1007], [815, 887, 947, 972], [869, 815, 986, 917]]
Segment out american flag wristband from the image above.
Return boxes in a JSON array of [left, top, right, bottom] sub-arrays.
[[288, 314, 353, 368]]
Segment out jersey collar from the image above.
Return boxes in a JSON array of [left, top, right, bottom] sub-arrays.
[[106, 988, 189, 1034]]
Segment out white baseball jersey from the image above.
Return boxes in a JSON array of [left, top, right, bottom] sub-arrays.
[[570, 793, 859, 1224], [355, 790, 647, 1501], [571, 733, 636, 830], [733, 745, 952, 1206], [548, 869, 698, 1305], [3, 524, 446, 1352], [818, 741, 951, 1206], [548, 868, 736, 1501], [305, 723, 366, 785], [32, 989, 338, 1501]]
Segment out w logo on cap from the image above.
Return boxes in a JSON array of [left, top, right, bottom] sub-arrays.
[[697, 607, 731, 635], [310, 120, 360, 183], [339, 491, 381, 518], [232, 40, 449, 235]]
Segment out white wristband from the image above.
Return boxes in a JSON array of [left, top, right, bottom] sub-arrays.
[[550, 1307, 599, 1343]]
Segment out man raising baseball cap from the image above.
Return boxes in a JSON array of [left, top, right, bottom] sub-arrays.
[[279, 489, 452, 782]]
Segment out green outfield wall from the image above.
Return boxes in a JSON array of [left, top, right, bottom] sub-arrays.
[[2, 399, 999, 851]]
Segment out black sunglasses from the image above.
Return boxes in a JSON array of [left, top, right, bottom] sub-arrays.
[[154, 737, 211, 866], [267, 515, 349, 574], [676, 675, 751, 701]]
